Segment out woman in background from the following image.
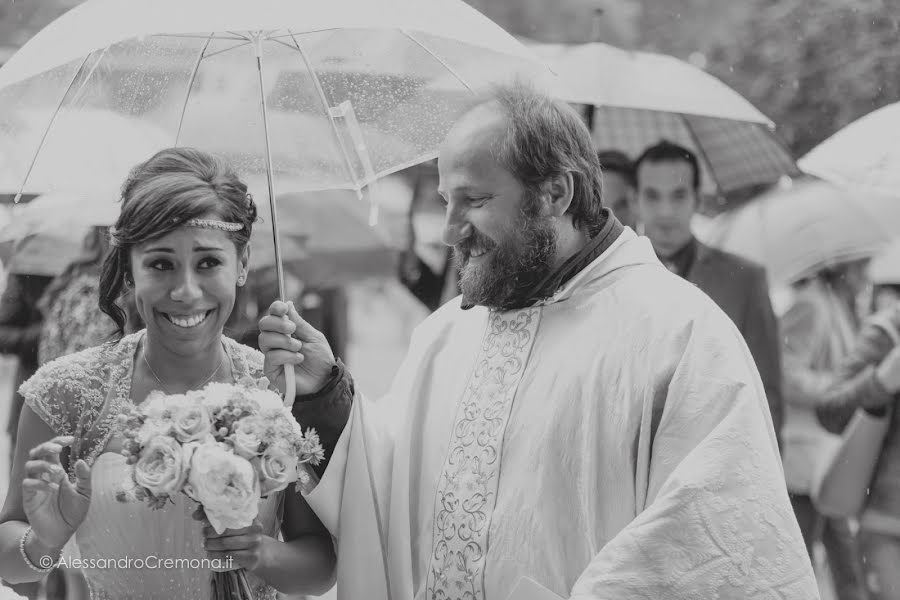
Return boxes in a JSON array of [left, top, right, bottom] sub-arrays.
[[816, 246, 900, 600]]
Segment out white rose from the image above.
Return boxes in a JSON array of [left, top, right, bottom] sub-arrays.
[[256, 449, 299, 496], [229, 417, 264, 459], [169, 402, 212, 443], [133, 435, 190, 497], [136, 418, 173, 446], [186, 444, 259, 534]]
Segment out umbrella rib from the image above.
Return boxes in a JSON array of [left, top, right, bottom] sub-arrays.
[[14, 50, 97, 203], [286, 31, 362, 188], [154, 33, 248, 42], [400, 29, 474, 94], [269, 38, 301, 53], [265, 29, 339, 41], [174, 33, 214, 146], [201, 41, 252, 60]]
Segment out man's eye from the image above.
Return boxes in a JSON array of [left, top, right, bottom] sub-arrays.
[[468, 196, 489, 206]]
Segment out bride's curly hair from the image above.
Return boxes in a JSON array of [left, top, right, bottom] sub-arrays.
[[99, 147, 258, 335]]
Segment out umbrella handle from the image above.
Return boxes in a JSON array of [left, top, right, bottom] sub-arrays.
[[284, 362, 296, 408]]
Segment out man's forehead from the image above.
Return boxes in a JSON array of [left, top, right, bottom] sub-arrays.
[[440, 105, 507, 163], [637, 160, 693, 186]]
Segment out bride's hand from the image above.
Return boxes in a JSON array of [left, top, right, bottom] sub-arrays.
[[22, 435, 92, 549], [258, 300, 336, 397], [202, 519, 267, 572]]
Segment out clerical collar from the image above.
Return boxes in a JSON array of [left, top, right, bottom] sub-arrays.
[[657, 236, 697, 279], [461, 208, 624, 311]]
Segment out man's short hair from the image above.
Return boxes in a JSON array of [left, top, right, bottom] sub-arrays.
[[472, 81, 606, 235], [596, 150, 635, 189], [634, 140, 701, 190]]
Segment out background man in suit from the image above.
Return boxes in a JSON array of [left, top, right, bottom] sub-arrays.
[[596, 149, 638, 230], [634, 140, 783, 442]]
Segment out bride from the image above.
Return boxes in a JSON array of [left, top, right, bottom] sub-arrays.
[[0, 148, 336, 599]]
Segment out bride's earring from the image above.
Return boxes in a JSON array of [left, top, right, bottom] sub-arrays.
[[237, 273, 246, 287]]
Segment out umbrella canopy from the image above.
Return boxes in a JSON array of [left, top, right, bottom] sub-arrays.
[[252, 189, 398, 287], [532, 42, 772, 123], [517, 42, 800, 209], [0, 0, 543, 198], [703, 177, 900, 285], [0, 108, 171, 197], [799, 101, 900, 196]]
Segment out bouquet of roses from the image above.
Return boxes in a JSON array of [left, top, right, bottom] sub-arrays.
[[114, 376, 324, 599], [116, 377, 324, 530]]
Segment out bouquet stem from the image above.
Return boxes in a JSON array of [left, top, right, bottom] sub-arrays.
[[211, 568, 254, 600]]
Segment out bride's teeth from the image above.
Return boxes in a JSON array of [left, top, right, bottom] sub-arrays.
[[169, 313, 207, 328]]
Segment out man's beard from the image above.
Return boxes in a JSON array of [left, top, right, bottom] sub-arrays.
[[454, 211, 558, 311]]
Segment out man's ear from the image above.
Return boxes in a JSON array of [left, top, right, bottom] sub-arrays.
[[539, 171, 575, 217]]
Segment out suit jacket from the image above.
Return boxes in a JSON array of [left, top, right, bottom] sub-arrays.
[[686, 242, 784, 440]]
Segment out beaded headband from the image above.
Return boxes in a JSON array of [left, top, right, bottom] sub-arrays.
[[108, 218, 245, 248], [185, 219, 244, 232]]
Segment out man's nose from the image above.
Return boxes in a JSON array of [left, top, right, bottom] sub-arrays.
[[656, 199, 678, 218], [170, 269, 202, 302], [441, 202, 472, 247]]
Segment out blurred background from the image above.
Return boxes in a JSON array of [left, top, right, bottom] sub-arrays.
[[0, 2, 897, 600]]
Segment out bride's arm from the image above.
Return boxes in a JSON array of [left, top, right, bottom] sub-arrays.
[[0, 407, 73, 583], [204, 488, 336, 596]]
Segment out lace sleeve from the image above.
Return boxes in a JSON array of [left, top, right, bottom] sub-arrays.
[[226, 337, 266, 381], [18, 347, 104, 436]]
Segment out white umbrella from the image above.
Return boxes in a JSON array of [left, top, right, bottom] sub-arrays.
[[703, 177, 900, 285], [799, 101, 900, 196], [474, 41, 800, 207]]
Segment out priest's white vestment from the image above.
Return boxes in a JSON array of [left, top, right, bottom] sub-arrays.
[[306, 230, 819, 600]]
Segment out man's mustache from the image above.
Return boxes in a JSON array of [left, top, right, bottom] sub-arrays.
[[455, 231, 497, 259]]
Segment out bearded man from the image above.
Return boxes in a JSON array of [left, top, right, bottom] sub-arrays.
[[259, 83, 818, 600]]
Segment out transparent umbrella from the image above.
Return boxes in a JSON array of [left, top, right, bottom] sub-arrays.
[[0, 108, 171, 198], [0, 0, 544, 406]]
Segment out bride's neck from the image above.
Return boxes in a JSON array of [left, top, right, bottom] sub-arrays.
[[141, 335, 226, 389]]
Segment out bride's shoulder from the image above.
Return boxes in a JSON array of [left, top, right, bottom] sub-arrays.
[[24, 342, 111, 389], [19, 335, 137, 435]]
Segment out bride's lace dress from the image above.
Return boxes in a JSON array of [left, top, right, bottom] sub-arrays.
[[20, 331, 282, 600]]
